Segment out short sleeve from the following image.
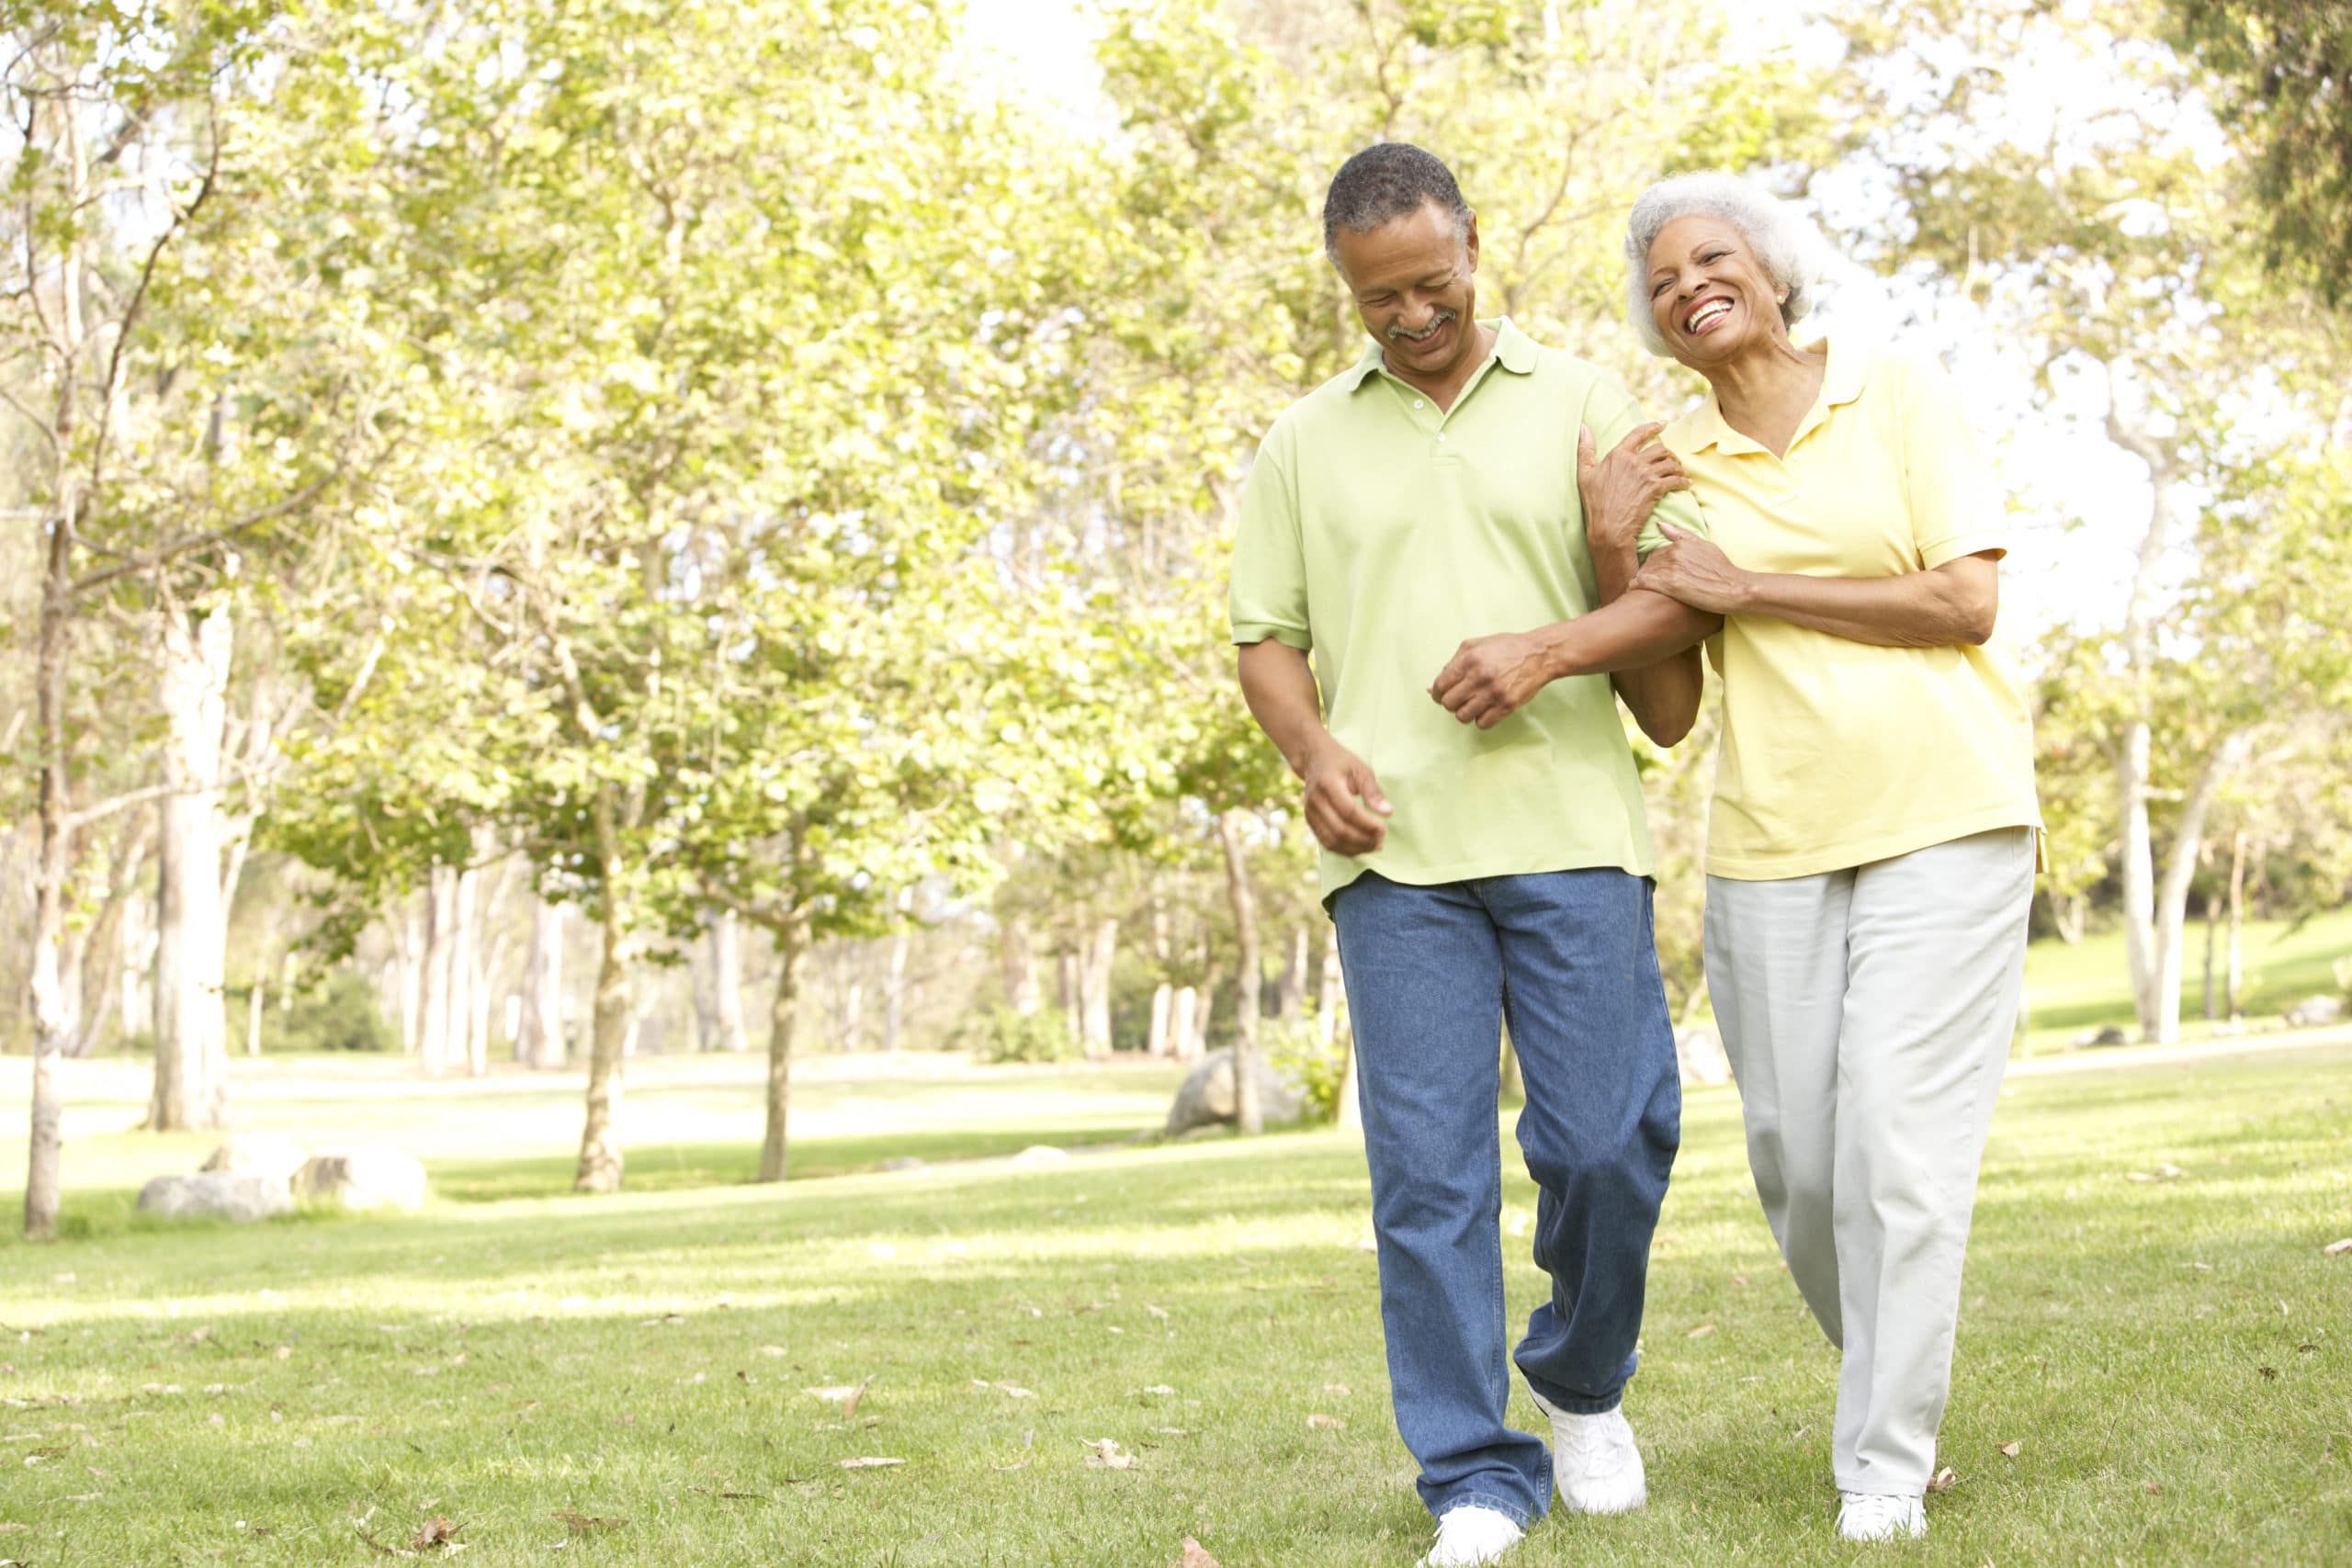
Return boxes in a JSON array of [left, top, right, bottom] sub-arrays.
[[1584, 374, 1708, 559], [1897, 353, 2008, 569], [1228, 425, 1311, 650]]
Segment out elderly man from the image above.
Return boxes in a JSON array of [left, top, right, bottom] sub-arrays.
[[1228, 142, 1718, 1567]]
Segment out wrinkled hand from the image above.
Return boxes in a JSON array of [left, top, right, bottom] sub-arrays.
[[1631, 518, 1750, 615], [1430, 632, 1553, 730], [1301, 738, 1392, 856], [1578, 422, 1690, 556]]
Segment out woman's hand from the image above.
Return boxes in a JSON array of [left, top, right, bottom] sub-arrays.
[[1578, 423, 1690, 558], [1632, 518, 1752, 615]]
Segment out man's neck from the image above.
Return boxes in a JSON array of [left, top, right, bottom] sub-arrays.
[[1385, 321, 1498, 412]]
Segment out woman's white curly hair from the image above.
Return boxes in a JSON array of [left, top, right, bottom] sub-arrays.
[[1623, 173, 1832, 357]]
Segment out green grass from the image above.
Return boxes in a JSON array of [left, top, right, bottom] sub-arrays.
[[2021, 907, 2352, 1054], [2, 1043, 2347, 1563]]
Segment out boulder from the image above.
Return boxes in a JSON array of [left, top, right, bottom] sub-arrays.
[[136, 1172, 292, 1224], [198, 1134, 309, 1188], [293, 1147, 428, 1213], [2074, 1024, 2131, 1049], [2283, 995, 2345, 1030], [1673, 1025, 1733, 1087], [1009, 1145, 1069, 1167], [1164, 1048, 1306, 1136]]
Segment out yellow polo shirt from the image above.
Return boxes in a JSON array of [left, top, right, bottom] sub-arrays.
[[1659, 338, 2041, 880]]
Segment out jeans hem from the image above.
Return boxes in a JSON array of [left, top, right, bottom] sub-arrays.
[[1432, 1490, 1538, 1530], [1523, 1373, 1624, 1417]]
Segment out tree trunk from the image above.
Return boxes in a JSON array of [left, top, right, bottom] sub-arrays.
[[2201, 888, 2221, 1021], [2053, 891, 2087, 946], [1276, 925, 1308, 1021], [1080, 918, 1117, 1058], [150, 605, 233, 1132], [24, 433, 76, 1238], [419, 864, 457, 1074], [2226, 829, 2247, 1021], [456, 863, 485, 1076], [519, 897, 568, 1068], [711, 909, 750, 1053], [575, 792, 635, 1193], [759, 913, 812, 1183], [882, 923, 910, 1054], [2150, 730, 2252, 1046], [1317, 925, 1344, 1045], [1217, 809, 1264, 1135], [2118, 720, 2161, 1039], [1148, 982, 1172, 1057], [1057, 945, 1079, 1021], [1170, 987, 1197, 1063], [1001, 914, 1042, 1015]]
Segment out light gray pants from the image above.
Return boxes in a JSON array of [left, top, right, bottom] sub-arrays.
[[1703, 827, 2035, 1495]]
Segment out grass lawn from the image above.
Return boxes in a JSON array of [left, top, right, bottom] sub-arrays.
[[2, 1041, 2349, 1564], [2020, 906, 2352, 1055]]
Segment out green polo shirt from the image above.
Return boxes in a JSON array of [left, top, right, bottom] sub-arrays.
[[1229, 317, 1705, 901]]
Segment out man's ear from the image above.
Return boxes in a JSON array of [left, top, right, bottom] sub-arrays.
[[1465, 210, 1480, 272]]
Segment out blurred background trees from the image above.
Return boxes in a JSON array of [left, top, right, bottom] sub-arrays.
[[6, 0, 2346, 1230]]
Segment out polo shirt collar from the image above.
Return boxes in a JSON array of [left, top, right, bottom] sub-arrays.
[[1683, 334, 1867, 457], [1342, 316, 1536, 390]]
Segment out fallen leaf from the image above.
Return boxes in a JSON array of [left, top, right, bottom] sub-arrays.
[[2154, 1163, 2186, 1179], [407, 1515, 463, 1551], [1138, 1384, 1175, 1397], [1083, 1438, 1135, 1470], [1145, 1304, 1170, 1320], [842, 1375, 876, 1419], [1306, 1413, 1345, 1430], [1926, 1468, 1959, 1495], [1686, 1323, 1717, 1339], [2257, 1365, 2278, 1381], [1997, 1439, 2023, 1459], [993, 1382, 1036, 1399], [1153, 1427, 1191, 1437], [2143, 1482, 2163, 1495], [2324, 1237, 2352, 1257], [756, 1345, 789, 1357], [1171, 1536, 1222, 1568], [1323, 1383, 1351, 1398], [688, 1486, 764, 1502], [803, 1384, 863, 1403], [838, 1456, 905, 1470], [552, 1511, 623, 1536]]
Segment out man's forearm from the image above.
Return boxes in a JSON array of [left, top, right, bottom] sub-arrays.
[[1534, 590, 1720, 679], [1236, 638, 1329, 776], [1588, 531, 1703, 742]]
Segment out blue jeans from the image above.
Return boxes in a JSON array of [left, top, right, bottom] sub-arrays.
[[1331, 869, 1681, 1527]]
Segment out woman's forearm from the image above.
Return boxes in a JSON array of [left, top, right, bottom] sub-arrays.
[[1731, 557, 1997, 649]]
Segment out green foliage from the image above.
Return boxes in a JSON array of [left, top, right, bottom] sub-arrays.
[[960, 1007, 1082, 1066], [258, 970, 396, 1055], [2163, 0, 2352, 303], [1260, 1017, 1345, 1122]]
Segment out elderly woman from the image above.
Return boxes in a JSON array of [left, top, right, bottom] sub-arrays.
[[1607, 173, 2042, 1543]]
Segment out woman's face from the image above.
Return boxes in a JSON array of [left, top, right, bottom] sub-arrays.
[[1645, 213, 1785, 368]]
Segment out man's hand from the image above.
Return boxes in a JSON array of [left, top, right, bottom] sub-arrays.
[[1631, 518, 1752, 615], [1578, 423, 1689, 556], [1301, 737, 1393, 855], [1430, 631, 1555, 730]]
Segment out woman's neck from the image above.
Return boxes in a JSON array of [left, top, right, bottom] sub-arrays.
[[1701, 335, 1827, 459]]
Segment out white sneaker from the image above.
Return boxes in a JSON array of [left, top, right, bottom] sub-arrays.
[[1528, 1389, 1647, 1513], [1414, 1504, 1524, 1567], [1836, 1492, 1928, 1541]]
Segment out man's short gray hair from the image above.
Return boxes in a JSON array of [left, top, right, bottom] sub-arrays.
[[1323, 142, 1472, 265], [1623, 173, 1831, 356]]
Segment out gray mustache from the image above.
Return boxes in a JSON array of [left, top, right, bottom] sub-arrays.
[[1389, 310, 1456, 343]]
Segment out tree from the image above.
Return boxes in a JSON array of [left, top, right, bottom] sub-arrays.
[[2163, 0, 2352, 302]]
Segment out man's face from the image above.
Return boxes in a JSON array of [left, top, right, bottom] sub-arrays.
[[1331, 201, 1481, 384]]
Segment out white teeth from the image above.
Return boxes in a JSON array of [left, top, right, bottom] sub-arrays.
[[1685, 299, 1732, 333]]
